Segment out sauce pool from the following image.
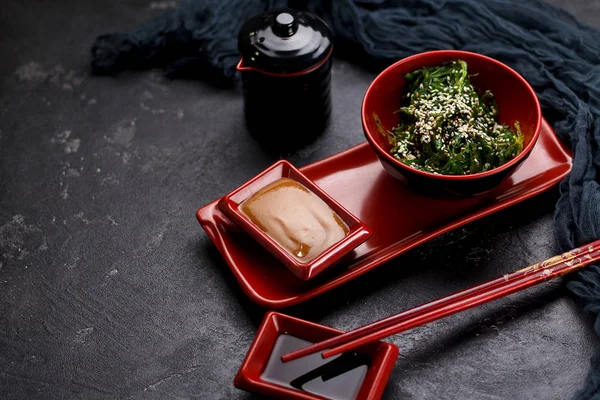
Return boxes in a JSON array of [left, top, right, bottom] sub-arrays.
[[261, 334, 369, 400], [240, 178, 349, 261]]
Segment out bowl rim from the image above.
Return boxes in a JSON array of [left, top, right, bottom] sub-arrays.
[[362, 50, 542, 181]]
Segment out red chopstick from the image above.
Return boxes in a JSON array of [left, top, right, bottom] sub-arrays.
[[321, 246, 600, 359], [281, 240, 600, 363]]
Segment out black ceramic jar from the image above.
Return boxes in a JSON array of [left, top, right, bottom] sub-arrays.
[[237, 8, 333, 152]]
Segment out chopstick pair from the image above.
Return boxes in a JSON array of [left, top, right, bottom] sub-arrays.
[[281, 239, 600, 363]]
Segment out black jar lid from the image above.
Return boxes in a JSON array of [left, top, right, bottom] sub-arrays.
[[238, 8, 333, 74]]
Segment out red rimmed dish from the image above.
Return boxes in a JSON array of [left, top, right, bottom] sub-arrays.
[[363, 50, 542, 195], [197, 119, 571, 308], [218, 160, 372, 281], [234, 311, 399, 400]]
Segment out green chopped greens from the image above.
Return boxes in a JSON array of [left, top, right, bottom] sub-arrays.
[[387, 60, 524, 175]]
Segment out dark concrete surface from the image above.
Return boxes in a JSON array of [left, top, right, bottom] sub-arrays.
[[1, 0, 599, 399]]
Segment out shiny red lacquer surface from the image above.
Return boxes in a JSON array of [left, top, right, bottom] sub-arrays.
[[363, 50, 542, 195], [196, 119, 571, 308], [218, 160, 372, 281], [234, 311, 399, 400]]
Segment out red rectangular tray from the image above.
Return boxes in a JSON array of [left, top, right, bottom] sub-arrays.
[[197, 119, 571, 309]]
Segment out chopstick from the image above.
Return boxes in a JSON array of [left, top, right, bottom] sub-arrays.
[[281, 239, 600, 363], [321, 245, 600, 359]]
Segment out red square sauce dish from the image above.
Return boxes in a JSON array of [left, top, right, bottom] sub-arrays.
[[218, 160, 372, 281], [234, 312, 399, 400]]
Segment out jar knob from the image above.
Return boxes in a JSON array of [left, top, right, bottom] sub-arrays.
[[273, 13, 298, 37]]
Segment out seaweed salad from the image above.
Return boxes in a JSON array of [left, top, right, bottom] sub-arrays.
[[387, 60, 523, 175]]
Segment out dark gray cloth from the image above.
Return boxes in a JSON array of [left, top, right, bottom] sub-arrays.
[[91, 1, 600, 397]]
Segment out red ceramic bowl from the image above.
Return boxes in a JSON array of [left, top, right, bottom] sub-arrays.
[[234, 311, 399, 400], [218, 160, 372, 281], [362, 50, 542, 195]]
